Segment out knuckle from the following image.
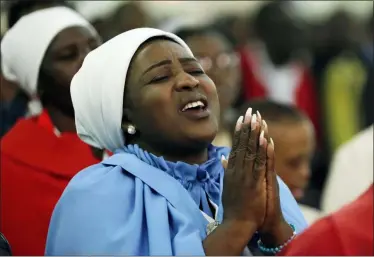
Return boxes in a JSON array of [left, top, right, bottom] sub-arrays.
[[255, 155, 266, 167], [244, 153, 256, 162], [247, 137, 257, 147], [237, 140, 247, 150]]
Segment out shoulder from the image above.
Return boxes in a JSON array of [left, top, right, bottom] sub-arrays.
[[47, 161, 140, 248], [277, 176, 308, 232], [61, 161, 133, 201]]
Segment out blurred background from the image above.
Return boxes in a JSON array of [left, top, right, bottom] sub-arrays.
[[1, 0, 373, 224]]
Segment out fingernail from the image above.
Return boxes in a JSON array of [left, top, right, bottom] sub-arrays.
[[251, 114, 257, 130], [235, 116, 244, 131], [244, 107, 252, 124], [263, 120, 268, 129], [259, 130, 265, 145], [270, 137, 275, 149], [221, 155, 226, 161], [256, 111, 262, 120]]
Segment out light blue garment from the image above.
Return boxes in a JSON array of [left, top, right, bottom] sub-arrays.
[[45, 145, 307, 255]]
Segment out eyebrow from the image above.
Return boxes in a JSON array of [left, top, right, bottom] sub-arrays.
[[141, 57, 198, 76]]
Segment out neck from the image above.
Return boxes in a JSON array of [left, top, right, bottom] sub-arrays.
[[134, 140, 209, 165], [45, 105, 76, 133]]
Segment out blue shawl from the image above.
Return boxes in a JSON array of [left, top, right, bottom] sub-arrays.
[[45, 145, 307, 255]]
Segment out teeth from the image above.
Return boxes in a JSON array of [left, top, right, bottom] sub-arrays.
[[182, 100, 205, 111]]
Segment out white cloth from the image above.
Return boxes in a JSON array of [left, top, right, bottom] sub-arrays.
[[71, 28, 193, 152], [1, 7, 97, 100], [321, 125, 373, 214]]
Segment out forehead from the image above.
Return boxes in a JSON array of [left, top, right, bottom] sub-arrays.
[[269, 121, 314, 156], [132, 39, 193, 70], [185, 34, 229, 56], [48, 26, 97, 51]]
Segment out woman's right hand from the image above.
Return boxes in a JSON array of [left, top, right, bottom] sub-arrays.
[[222, 107, 268, 229], [203, 108, 269, 255]]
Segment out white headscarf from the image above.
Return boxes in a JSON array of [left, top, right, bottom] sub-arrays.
[[1, 6, 97, 115], [71, 28, 193, 152]]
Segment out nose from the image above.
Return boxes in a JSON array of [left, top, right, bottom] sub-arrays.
[[76, 46, 92, 72], [174, 71, 199, 92], [300, 164, 311, 181]]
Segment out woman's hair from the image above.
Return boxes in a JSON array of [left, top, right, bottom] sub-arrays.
[[7, 0, 72, 28], [238, 99, 308, 124]]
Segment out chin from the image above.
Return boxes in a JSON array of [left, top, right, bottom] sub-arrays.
[[186, 126, 218, 147]]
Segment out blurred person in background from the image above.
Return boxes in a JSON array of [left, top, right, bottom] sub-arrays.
[[318, 10, 372, 156], [174, 26, 242, 147], [237, 100, 321, 225], [211, 15, 252, 50], [360, 14, 373, 128], [309, 11, 373, 204], [321, 125, 373, 215], [0, 7, 102, 255], [95, 2, 152, 42], [0, 0, 71, 137], [239, 1, 319, 142], [280, 184, 373, 256]]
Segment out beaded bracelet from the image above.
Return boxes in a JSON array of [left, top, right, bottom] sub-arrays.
[[257, 223, 297, 255]]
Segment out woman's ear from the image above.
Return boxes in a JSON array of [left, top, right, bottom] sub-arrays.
[[121, 107, 132, 127], [121, 107, 137, 136]]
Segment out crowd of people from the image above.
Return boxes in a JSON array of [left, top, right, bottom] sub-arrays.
[[0, 0, 372, 256]]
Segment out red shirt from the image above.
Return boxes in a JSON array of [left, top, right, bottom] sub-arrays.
[[0, 110, 101, 255], [279, 185, 373, 256]]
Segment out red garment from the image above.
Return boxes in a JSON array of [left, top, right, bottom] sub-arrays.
[[279, 185, 373, 256], [239, 47, 320, 142], [0, 111, 100, 255]]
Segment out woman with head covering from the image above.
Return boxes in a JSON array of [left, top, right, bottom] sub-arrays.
[[174, 26, 242, 148], [0, 7, 102, 255], [46, 28, 307, 255], [0, 0, 70, 137]]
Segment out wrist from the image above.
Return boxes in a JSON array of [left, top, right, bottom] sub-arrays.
[[221, 219, 258, 239], [258, 219, 294, 247]]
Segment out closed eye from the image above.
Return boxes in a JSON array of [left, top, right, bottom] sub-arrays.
[[188, 69, 205, 76], [150, 76, 169, 83]]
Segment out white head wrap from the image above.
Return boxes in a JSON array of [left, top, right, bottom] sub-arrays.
[[1, 6, 97, 116], [71, 28, 194, 152]]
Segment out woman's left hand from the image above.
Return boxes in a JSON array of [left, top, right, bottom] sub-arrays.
[[257, 117, 294, 247]]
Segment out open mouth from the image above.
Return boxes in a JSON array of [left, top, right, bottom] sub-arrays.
[[181, 100, 207, 112], [179, 98, 210, 119]]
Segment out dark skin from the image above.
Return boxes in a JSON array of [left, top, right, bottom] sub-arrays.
[[37, 26, 102, 159], [269, 120, 315, 200], [183, 33, 241, 129], [38, 26, 101, 132], [123, 39, 293, 255], [123, 39, 220, 164]]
